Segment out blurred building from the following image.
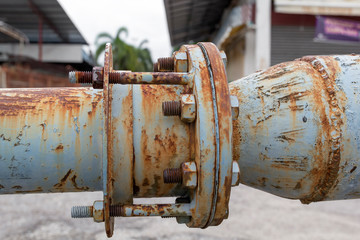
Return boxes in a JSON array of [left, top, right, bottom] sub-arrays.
[[164, 0, 360, 81], [0, 0, 93, 88]]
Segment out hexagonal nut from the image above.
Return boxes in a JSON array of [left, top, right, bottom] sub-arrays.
[[231, 161, 240, 186], [181, 94, 196, 123], [92, 200, 104, 223], [181, 161, 197, 189], [220, 50, 227, 68], [92, 66, 104, 89], [174, 51, 188, 72], [230, 95, 239, 120]]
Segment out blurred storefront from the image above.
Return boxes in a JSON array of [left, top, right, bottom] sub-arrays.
[[164, 0, 360, 81]]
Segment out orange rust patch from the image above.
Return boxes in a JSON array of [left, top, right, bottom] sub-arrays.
[[299, 56, 343, 204], [54, 144, 64, 152], [53, 169, 73, 189]]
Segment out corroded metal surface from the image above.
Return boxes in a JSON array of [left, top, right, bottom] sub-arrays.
[[110, 84, 133, 204], [0, 87, 103, 193], [183, 42, 232, 228], [229, 54, 360, 203], [102, 43, 114, 237], [185, 44, 216, 228], [121, 204, 190, 217], [198, 42, 232, 227], [133, 84, 192, 198]]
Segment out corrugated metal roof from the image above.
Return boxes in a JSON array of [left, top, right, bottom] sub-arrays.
[[164, 0, 232, 46], [0, 0, 87, 44]]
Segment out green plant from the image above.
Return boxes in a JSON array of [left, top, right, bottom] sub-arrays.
[[95, 27, 153, 72]]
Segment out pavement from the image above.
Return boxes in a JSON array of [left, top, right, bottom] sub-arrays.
[[1, 184, 360, 240]]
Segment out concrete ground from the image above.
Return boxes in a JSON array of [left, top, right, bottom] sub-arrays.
[[1, 185, 360, 240]]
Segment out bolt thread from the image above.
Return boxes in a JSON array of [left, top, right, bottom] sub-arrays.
[[153, 62, 159, 72], [109, 72, 122, 83], [71, 206, 93, 218], [69, 71, 92, 84], [109, 205, 123, 217], [158, 57, 174, 72], [161, 216, 176, 218], [163, 168, 182, 183], [162, 101, 181, 116]]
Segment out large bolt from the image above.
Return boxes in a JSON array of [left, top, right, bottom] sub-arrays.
[[71, 203, 123, 219], [163, 162, 197, 189], [163, 168, 182, 183], [69, 71, 92, 84], [157, 57, 174, 72], [162, 101, 181, 116], [153, 62, 159, 72], [71, 205, 93, 218]]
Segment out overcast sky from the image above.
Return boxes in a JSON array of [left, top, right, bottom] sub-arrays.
[[58, 0, 172, 62]]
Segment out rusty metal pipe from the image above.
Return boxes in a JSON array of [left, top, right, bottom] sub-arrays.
[[0, 87, 103, 194], [4, 42, 360, 237], [69, 70, 191, 85]]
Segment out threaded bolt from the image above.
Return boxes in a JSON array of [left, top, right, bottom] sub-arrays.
[[161, 216, 176, 218], [158, 57, 174, 72], [163, 168, 182, 183], [71, 205, 124, 218], [71, 206, 93, 218], [69, 71, 92, 84], [162, 101, 181, 116], [109, 205, 123, 216], [153, 62, 159, 72]]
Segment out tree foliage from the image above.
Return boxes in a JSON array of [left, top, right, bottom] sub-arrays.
[[95, 27, 153, 72]]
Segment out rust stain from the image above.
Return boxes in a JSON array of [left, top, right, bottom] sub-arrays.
[[54, 144, 64, 152], [53, 169, 73, 189], [270, 157, 308, 172], [0, 134, 11, 141], [53, 168, 89, 191], [11, 185, 22, 189], [299, 56, 344, 204], [15, 186, 42, 193], [70, 174, 90, 191]]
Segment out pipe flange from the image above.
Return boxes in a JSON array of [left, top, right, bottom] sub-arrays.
[[183, 43, 232, 228]]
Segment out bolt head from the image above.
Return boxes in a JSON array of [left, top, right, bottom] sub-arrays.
[[174, 51, 188, 72], [231, 161, 240, 186], [176, 216, 191, 224], [181, 94, 196, 123], [181, 161, 197, 189], [93, 200, 104, 222], [230, 95, 239, 120]]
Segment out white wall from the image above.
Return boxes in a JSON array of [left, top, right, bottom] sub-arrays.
[[0, 44, 83, 63]]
